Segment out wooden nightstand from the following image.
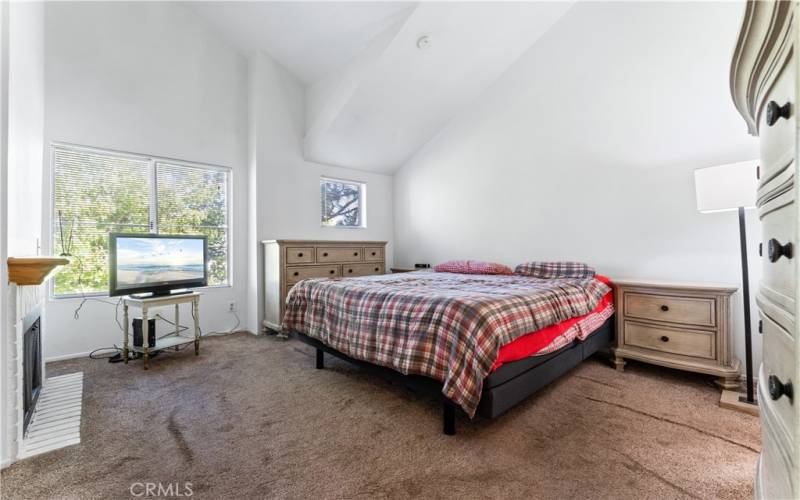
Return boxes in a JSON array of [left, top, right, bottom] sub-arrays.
[[390, 267, 416, 273], [611, 280, 741, 389]]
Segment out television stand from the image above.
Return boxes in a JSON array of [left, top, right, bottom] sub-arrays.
[[122, 292, 201, 370], [130, 289, 194, 299]]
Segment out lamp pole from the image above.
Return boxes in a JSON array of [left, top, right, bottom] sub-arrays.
[[738, 206, 755, 404]]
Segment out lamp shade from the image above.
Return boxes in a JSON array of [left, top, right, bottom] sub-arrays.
[[694, 160, 758, 213]]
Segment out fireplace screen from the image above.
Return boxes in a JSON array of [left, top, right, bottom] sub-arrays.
[[23, 316, 42, 434]]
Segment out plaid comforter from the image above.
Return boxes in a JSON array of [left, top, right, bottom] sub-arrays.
[[283, 271, 610, 417]]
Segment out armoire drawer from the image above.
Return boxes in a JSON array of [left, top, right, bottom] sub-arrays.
[[760, 311, 796, 442], [343, 263, 384, 277], [286, 265, 340, 283], [759, 397, 795, 500], [317, 247, 363, 263], [758, 56, 795, 185], [760, 192, 796, 307], [624, 293, 715, 327]]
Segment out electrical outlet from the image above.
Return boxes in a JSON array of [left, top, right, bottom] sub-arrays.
[[227, 300, 236, 312]]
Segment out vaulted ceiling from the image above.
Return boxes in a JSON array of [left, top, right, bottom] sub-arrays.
[[194, 2, 576, 173]]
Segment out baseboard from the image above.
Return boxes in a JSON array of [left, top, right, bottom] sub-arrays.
[[46, 351, 92, 363], [1, 457, 14, 470], [45, 331, 255, 363]]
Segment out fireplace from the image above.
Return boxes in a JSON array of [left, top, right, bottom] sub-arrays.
[[22, 309, 42, 435]]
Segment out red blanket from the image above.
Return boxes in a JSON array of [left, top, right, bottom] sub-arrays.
[[492, 275, 614, 371]]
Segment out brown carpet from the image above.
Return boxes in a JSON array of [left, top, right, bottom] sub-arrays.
[[1, 333, 759, 499]]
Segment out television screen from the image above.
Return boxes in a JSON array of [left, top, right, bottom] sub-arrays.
[[109, 234, 207, 296]]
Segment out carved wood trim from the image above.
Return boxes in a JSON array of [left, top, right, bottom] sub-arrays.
[[730, 0, 795, 135]]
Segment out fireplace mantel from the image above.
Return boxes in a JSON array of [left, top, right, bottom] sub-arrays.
[[7, 257, 69, 286]]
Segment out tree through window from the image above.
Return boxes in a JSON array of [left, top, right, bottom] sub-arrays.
[[320, 177, 366, 227], [52, 144, 230, 296]]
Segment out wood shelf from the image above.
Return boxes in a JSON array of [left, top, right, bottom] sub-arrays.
[[8, 257, 70, 285]]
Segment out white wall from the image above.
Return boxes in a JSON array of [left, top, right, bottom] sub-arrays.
[[393, 2, 763, 369], [42, 2, 249, 359], [2, 0, 45, 468], [248, 52, 394, 332]]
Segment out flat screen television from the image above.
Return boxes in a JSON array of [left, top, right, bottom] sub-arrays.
[[109, 233, 208, 297]]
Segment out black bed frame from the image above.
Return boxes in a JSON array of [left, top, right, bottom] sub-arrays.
[[292, 315, 614, 435]]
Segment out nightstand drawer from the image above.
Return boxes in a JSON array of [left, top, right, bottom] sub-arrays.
[[624, 293, 715, 327], [623, 321, 715, 359]]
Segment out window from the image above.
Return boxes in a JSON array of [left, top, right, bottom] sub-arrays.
[[320, 177, 366, 228], [51, 144, 230, 296]]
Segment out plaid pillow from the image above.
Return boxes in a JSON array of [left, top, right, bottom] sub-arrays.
[[515, 261, 595, 279], [434, 260, 515, 275]]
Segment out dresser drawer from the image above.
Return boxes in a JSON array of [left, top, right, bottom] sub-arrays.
[[759, 358, 796, 500], [760, 311, 795, 441], [285, 247, 314, 264], [760, 192, 796, 308], [364, 247, 384, 262], [317, 247, 363, 263], [624, 293, 715, 327], [623, 321, 715, 359], [758, 56, 795, 186], [286, 265, 340, 283], [343, 263, 384, 277]]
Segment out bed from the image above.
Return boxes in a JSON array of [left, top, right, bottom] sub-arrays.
[[283, 269, 614, 435]]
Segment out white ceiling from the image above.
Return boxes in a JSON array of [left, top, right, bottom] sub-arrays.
[[191, 1, 413, 84], [305, 2, 575, 172], [191, 2, 575, 173]]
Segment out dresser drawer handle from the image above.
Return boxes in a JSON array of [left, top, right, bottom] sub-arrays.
[[347, 269, 353, 274], [768, 238, 793, 262], [374, 267, 379, 272], [329, 270, 335, 274], [660, 335, 669, 343], [297, 252, 303, 257], [293, 272, 299, 277], [323, 252, 328, 257], [660, 305, 669, 312], [766, 100, 791, 126], [353, 252, 359, 256], [768, 375, 793, 402], [371, 252, 376, 256]]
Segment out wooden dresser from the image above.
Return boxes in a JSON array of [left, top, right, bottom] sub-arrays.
[[261, 240, 388, 332], [612, 280, 740, 388], [731, 2, 799, 498]]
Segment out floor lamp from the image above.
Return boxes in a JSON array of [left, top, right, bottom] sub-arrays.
[[694, 160, 759, 414]]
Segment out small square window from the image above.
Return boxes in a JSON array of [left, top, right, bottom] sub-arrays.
[[320, 177, 366, 228]]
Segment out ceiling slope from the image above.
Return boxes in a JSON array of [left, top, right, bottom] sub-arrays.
[[304, 2, 574, 173]]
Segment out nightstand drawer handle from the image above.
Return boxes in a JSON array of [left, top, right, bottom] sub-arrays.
[[329, 270, 335, 274], [660, 305, 669, 312], [297, 252, 303, 257], [371, 252, 376, 256], [660, 335, 669, 342], [768, 375, 793, 402], [353, 252, 359, 256], [374, 267, 379, 272], [768, 238, 793, 262], [323, 252, 328, 257], [347, 269, 353, 273], [293, 272, 299, 276]]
